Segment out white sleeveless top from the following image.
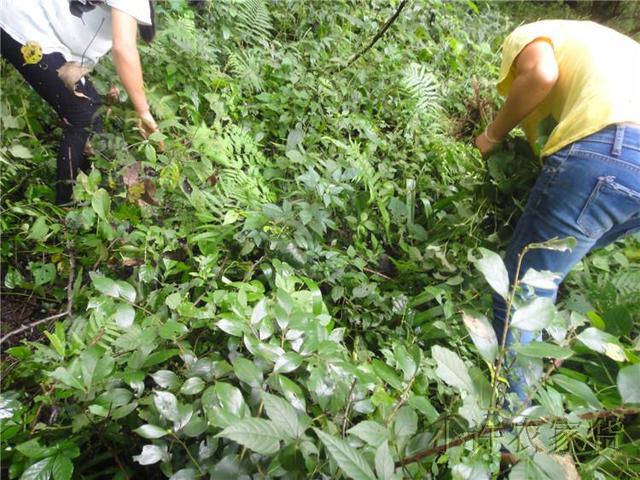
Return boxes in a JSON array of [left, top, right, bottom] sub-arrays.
[[0, 0, 151, 67]]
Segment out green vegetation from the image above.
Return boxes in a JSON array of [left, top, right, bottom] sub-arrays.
[[1, 1, 639, 479]]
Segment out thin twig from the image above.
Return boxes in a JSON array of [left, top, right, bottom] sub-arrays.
[[363, 267, 392, 280], [0, 253, 76, 346], [342, 379, 359, 437], [399, 407, 640, 467], [340, 0, 409, 72]]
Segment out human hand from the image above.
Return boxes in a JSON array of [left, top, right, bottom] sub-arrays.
[[137, 110, 164, 151], [475, 125, 502, 158]]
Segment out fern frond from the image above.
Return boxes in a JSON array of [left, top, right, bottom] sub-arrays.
[[611, 270, 640, 297], [402, 63, 441, 115], [227, 49, 265, 92], [235, 0, 273, 45]]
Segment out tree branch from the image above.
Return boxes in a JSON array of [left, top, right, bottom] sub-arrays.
[[399, 407, 640, 467], [340, 0, 409, 72]]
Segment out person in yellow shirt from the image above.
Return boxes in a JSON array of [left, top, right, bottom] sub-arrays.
[[476, 20, 640, 403]]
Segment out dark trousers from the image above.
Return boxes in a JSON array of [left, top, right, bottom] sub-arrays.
[[1, 29, 102, 203]]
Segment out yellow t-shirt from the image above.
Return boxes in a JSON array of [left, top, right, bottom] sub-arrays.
[[497, 20, 640, 157]]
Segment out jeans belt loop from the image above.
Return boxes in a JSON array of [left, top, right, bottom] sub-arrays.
[[612, 124, 625, 157]]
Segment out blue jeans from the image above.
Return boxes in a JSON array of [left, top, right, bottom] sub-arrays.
[[493, 123, 640, 402]]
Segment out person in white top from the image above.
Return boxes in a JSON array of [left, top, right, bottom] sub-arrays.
[[1, 0, 161, 204]]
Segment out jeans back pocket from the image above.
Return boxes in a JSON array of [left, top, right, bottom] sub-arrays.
[[577, 176, 640, 238]]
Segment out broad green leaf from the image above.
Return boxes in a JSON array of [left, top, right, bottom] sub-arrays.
[[262, 392, 306, 438], [133, 444, 170, 465], [394, 344, 417, 381], [511, 342, 573, 360], [431, 345, 474, 393], [91, 188, 111, 221], [216, 418, 283, 455], [114, 303, 135, 328], [180, 377, 205, 395], [51, 455, 73, 480], [551, 374, 601, 409], [348, 421, 389, 447], [49, 367, 84, 391], [462, 311, 498, 363], [474, 248, 510, 300], [251, 298, 268, 325], [576, 327, 627, 362], [375, 441, 394, 480], [133, 420, 169, 438], [134, 424, 169, 439], [394, 406, 418, 438], [510, 297, 555, 331], [314, 429, 376, 480], [154, 391, 179, 422], [9, 144, 33, 159], [528, 237, 577, 252], [28, 217, 49, 241], [407, 395, 439, 423], [371, 359, 403, 390], [165, 292, 181, 309], [169, 469, 196, 480], [116, 280, 137, 303], [91, 274, 119, 298], [520, 269, 560, 290], [617, 364, 640, 404], [232, 357, 263, 387], [214, 382, 248, 417], [16, 439, 54, 459], [274, 352, 303, 374], [20, 457, 53, 480], [151, 370, 180, 389]]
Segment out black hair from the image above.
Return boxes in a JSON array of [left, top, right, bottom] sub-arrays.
[[138, 1, 156, 43]]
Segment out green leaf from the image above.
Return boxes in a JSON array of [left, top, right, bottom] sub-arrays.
[[348, 421, 389, 447], [232, 357, 263, 388], [133, 444, 169, 465], [51, 455, 73, 480], [431, 345, 474, 393], [510, 297, 555, 331], [551, 374, 601, 409], [216, 418, 283, 455], [214, 382, 248, 417], [520, 269, 561, 290], [315, 429, 376, 480], [91, 188, 111, 221], [274, 352, 303, 374], [9, 144, 33, 159], [371, 359, 403, 390], [16, 439, 54, 459], [20, 457, 53, 480], [262, 392, 306, 438], [154, 391, 179, 422], [462, 311, 498, 363], [576, 327, 627, 362], [49, 367, 84, 391], [134, 424, 169, 439], [617, 364, 640, 404], [114, 303, 135, 328], [116, 281, 137, 303], [251, 298, 268, 325], [394, 406, 418, 438], [90, 274, 119, 298], [511, 342, 573, 360], [528, 236, 577, 252], [180, 377, 205, 396], [28, 217, 49, 241], [474, 248, 510, 300], [375, 441, 394, 480]]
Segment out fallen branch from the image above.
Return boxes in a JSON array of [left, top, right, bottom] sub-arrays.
[[399, 406, 640, 467], [0, 253, 76, 346], [340, 0, 409, 71]]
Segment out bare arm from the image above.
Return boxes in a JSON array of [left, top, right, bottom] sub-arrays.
[[476, 39, 558, 156], [111, 8, 158, 136]]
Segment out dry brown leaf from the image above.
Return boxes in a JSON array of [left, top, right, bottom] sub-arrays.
[[549, 454, 580, 480], [139, 179, 159, 206], [57, 61, 90, 98], [122, 162, 141, 187]]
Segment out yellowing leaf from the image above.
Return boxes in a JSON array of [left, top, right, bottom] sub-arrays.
[[21, 41, 43, 65]]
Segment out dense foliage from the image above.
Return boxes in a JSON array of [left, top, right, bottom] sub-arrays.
[[1, 1, 639, 479]]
